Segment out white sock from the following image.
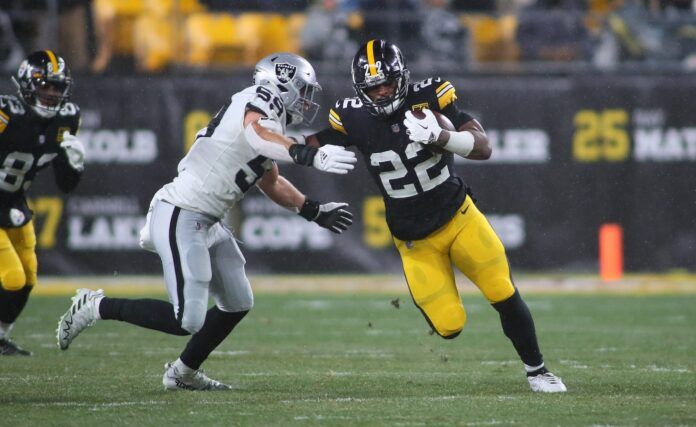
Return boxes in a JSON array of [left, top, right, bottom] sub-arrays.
[[173, 358, 194, 374], [93, 295, 104, 320], [524, 362, 545, 373], [0, 321, 14, 339]]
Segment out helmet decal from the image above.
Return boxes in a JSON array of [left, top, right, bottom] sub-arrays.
[[274, 63, 297, 84]]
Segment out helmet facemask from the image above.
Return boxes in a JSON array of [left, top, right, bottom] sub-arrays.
[[277, 77, 321, 126], [12, 52, 72, 119], [353, 69, 410, 117]]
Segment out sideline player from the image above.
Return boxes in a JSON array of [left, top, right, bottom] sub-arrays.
[[306, 40, 566, 393], [57, 53, 357, 390], [0, 51, 84, 356]]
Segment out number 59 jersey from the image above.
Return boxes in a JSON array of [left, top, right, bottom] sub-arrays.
[[315, 78, 474, 241], [155, 85, 283, 219]]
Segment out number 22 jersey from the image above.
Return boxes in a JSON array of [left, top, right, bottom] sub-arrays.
[[314, 78, 474, 241]]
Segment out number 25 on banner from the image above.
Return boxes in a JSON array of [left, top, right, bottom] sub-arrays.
[[572, 109, 629, 162]]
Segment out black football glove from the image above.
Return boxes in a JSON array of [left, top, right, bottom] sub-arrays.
[[298, 199, 354, 234], [289, 144, 317, 166]]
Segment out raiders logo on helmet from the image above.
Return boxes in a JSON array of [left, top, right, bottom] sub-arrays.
[[274, 63, 297, 84]]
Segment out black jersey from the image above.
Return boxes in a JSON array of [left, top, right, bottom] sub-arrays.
[[315, 77, 474, 241], [0, 94, 81, 227]]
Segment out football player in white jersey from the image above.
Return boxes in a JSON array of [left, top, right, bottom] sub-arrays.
[[56, 53, 357, 390]]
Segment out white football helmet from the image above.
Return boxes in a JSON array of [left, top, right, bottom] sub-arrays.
[[253, 53, 321, 125]]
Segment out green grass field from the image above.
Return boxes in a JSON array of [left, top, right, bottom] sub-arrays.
[[2, 286, 695, 426]]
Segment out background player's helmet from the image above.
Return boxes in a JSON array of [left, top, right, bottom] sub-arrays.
[[351, 40, 410, 117], [12, 50, 72, 118], [253, 53, 322, 125]]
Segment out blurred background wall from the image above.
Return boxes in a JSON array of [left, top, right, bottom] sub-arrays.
[[0, 0, 694, 275]]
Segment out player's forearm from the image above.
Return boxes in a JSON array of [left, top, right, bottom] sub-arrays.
[[257, 175, 305, 210], [437, 119, 491, 160], [244, 122, 294, 162]]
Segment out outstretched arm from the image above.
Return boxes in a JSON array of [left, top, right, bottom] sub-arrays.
[[256, 164, 353, 234], [243, 110, 356, 174]]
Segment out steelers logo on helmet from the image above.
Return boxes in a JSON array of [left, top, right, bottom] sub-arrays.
[[351, 39, 410, 117]]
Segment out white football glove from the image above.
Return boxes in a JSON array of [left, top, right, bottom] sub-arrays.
[[403, 110, 443, 145], [60, 131, 85, 172], [313, 145, 357, 175]]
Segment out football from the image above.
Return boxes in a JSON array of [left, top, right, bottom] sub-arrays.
[[411, 109, 454, 154]]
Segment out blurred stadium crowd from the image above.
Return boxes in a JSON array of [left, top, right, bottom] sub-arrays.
[[1, 0, 695, 75]]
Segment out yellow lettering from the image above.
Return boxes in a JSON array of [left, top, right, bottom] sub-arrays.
[[363, 196, 391, 248], [27, 197, 63, 248], [184, 110, 211, 153]]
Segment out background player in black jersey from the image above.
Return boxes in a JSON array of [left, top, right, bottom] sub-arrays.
[[306, 39, 567, 393], [0, 51, 85, 355]]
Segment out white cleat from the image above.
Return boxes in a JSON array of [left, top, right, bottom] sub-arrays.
[[56, 288, 104, 350], [162, 362, 232, 391], [528, 372, 567, 393]]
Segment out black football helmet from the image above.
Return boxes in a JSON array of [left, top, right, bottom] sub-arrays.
[[11, 50, 72, 118], [351, 40, 410, 117]]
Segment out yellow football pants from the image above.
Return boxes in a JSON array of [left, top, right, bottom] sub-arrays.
[[0, 221, 38, 291], [394, 196, 515, 338]]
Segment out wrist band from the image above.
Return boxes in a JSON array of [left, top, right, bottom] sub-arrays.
[[444, 130, 475, 157]]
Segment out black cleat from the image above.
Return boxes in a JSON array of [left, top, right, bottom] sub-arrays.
[[0, 338, 32, 356]]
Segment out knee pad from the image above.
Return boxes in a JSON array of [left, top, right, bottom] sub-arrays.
[[15, 249, 37, 286], [184, 244, 212, 283], [180, 298, 208, 334], [423, 301, 466, 339], [1, 268, 26, 291]]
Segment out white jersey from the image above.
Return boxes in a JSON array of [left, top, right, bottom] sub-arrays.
[[155, 85, 285, 218]]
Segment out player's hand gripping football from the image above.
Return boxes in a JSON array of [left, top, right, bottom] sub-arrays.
[[298, 200, 354, 234], [403, 109, 443, 145], [61, 131, 86, 172], [289, 144, 357, 175]]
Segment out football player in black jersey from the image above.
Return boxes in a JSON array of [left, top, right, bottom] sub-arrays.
[[306, 40, 566, 392], [0, 51, 85, 355]]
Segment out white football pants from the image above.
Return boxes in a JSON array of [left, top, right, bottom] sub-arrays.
[[147, 199, 253, 334]]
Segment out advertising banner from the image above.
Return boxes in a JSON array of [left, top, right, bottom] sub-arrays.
[[1, 74, 693, 274]]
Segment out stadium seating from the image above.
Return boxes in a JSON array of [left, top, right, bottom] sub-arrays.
[[133, 0, 205, 71], [92, 0, 145, 56], [462, 14, 519, 62], [133, 15, 174, 72]]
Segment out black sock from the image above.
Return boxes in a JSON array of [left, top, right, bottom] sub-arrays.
[[0, 285, 33, 324], [180, 307, 249, 370], [99, 297, 189, 336], [492, 289, 544, 370]]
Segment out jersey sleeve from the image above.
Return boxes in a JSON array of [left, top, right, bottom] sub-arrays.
[[0, 107, 9, 136], [315, 103, 351, 146], [52, 102, 83, 193], [430, 78, 474, 129], [67, 103, 81, 133], [246, 85, 284, 123]]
